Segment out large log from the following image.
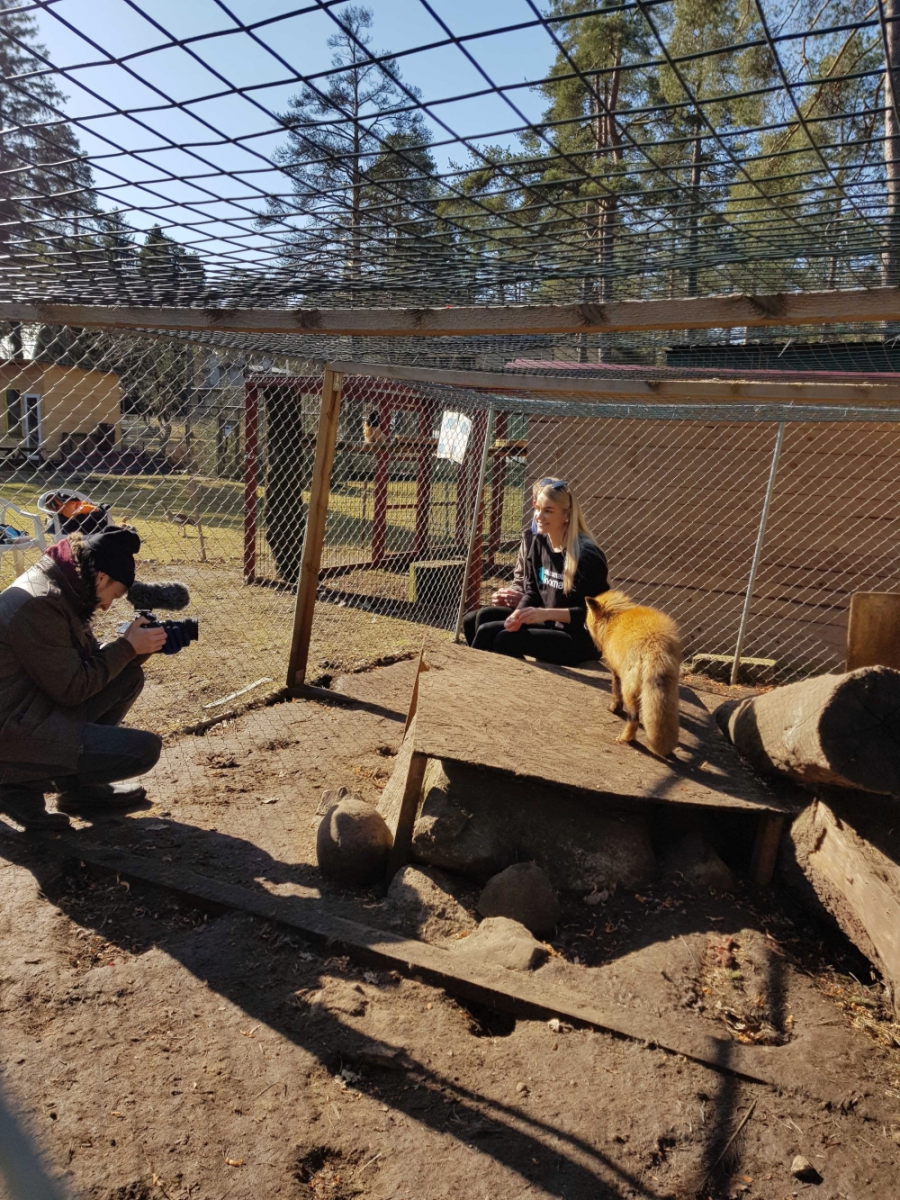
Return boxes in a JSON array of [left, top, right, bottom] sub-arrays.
[[782, 789, 900, 1016], [720, 666, 900, 795]]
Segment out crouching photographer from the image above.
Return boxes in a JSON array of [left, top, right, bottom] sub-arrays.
[[0, 526, 168, 831]]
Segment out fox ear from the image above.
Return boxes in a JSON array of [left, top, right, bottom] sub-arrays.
[[585, 596, 601, 613]]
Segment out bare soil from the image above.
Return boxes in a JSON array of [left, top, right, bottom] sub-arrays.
[[1, 660, 899, 1200]]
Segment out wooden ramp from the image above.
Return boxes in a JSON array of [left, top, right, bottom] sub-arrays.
[[380, 644, 799, 884]]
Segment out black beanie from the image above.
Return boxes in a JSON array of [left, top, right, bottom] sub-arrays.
[[83, 526, 141, 588]]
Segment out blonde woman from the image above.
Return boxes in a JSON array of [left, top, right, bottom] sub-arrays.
[[471, 478, 608, 665]]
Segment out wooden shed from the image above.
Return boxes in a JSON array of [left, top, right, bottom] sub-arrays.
[[1, 360, 122, 462]]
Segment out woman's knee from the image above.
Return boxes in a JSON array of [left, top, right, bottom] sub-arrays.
[[471, 620, 504, 651]]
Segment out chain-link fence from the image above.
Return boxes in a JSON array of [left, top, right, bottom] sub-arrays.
[[3, 328, 900, 743], [307, 373, 900, 686]]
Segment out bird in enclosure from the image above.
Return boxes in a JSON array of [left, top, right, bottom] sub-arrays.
[[363, 410, 387, 444], [164, 508, 198, 537]]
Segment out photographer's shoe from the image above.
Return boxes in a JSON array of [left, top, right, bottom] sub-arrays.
[[56, 782, 147, 815], [0, 787, 71, 831]]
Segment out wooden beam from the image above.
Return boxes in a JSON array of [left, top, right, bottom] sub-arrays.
[[25, 830, 802, 1094], [329, 359, 900, 406], [4, 286, 900, 338], [286, 369, 341, 688]]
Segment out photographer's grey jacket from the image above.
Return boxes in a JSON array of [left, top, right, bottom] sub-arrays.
[[0, 555, 135, 770]]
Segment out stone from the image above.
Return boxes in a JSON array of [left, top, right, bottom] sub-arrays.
[[451, 917, 548, 972], [385, 865, 476, 941], [316, 798, 392, 885], [662, 832, 736, 893], [411, 757, 655, 890], [790, 1156, 821, 1183], [478, 863, 560, 936]]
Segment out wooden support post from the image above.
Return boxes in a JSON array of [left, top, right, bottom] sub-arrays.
[[286, 370, 342, 688], [371, 398, 390, 566], [242, 382, 259, 584], [751, 813, 785, 886], [464, 410, 490, 614], [487, 413, 507, 568], [846, 592, 900, 671], [413, 410, 432, 558]]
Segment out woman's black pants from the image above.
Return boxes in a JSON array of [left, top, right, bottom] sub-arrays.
[[467, 608, 595, 667]]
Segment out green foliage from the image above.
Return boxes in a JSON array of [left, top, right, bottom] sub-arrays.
[[262, 5, 440, 303], [0, 0, 95, 254]]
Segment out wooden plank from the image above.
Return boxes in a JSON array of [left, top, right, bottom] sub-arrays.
[[846, 592, 900, 670], [20, 830, 801, 1093], [7, 286, 900, 337], [330, 360, 900, 406], [286, 369, 342, 688], [416, 645, 795, 814]]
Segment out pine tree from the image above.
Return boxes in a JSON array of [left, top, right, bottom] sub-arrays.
[[138, 225, 205, 303], [261, 5, 437, 301], [0, 0, 95, 258]]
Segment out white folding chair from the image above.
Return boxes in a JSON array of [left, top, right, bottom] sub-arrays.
[[0, 500, 46, 579]]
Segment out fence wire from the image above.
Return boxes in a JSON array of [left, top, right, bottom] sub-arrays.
[[3, 327, 900, 749], [309, 374, 900, 684]]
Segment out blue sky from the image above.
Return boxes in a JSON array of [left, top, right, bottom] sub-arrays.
[[31, 0, 560, 260]]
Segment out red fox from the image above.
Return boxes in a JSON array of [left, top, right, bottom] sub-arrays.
[[585, 590, 683, 758]]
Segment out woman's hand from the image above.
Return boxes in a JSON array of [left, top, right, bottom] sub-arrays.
[[491, 586, 524, 607], [124, 617, 168, 655], [503, 607, 545, 631]]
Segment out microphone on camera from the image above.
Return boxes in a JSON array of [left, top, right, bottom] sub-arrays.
[[127, 580, 191, 611]]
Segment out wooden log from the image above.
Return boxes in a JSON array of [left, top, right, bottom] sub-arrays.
[[286, 369, 342, 688], [720, 666, 900, 795], [783, 789, 900, 1015], [6, 286, 900, 338]]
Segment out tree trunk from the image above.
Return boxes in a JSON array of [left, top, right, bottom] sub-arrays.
[[883, 0, 900, 285], [686, 128, 702, 297], [719, 666, 900, 795], [783, 789, 900, 1016]]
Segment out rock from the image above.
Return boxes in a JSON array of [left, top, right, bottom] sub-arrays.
[[478, 863, 560, 936], [316, 798, 392, 885], [515, 1082, 529, 1095], [385, 865, 476, 941], [412, 757, 655, 890], [790, 1155, 821, 1183], [662, 832, 736, 892], [451, 916, 548, 972]]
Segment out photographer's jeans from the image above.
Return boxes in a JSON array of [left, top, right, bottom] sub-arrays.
[[1, 662, 162, 792]]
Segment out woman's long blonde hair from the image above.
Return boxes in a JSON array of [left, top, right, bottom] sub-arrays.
[[534, 478, 596, 593]]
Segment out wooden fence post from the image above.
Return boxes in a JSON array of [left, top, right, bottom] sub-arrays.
[[286, 370, 342, 688]]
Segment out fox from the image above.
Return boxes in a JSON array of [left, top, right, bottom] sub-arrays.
[[585, 590, 683, 758]]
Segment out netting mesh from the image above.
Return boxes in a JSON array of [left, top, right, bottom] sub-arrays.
[[2, 0, 900, 307], [309, 373, 900, 685]]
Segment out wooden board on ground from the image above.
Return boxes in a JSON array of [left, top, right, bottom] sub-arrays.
[[846, 592, 900, 671], [416, 644, 795, 815], [19, 828, 817, 1097]]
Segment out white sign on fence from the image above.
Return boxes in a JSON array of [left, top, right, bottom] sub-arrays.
[[436, 410, 472, 464]]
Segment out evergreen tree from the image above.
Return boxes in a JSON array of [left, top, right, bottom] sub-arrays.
[[261, 5, 438, 300], [0, 0, 95, 258], [138, 225, 206, 303], [526, 1, 656, 307]]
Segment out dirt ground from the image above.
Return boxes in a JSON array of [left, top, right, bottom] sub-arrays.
[[1, 659, 899, 1200]]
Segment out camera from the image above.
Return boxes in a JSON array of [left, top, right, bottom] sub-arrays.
[[118, 610, 199, 655]]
